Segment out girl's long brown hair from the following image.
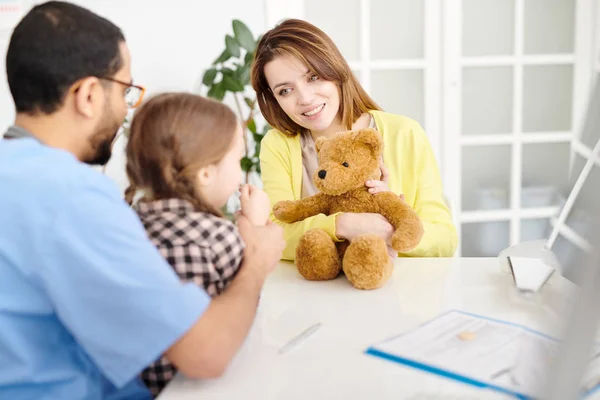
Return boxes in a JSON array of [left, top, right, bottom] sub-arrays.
[[124, 92, 238, 216], [251, 18, 381, 136]]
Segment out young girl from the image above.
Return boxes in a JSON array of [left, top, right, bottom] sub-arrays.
[[251, 19, 458, 264], [124, 92, 270, 396]]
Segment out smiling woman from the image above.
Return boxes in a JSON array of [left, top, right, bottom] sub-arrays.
[[250, 19, 458, 262], [264, 55, 342, 136]]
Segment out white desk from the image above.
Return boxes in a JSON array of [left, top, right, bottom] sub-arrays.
[[158, 258, 579, 400]]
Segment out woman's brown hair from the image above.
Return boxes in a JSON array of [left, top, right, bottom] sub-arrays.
[[251, 18, 381, 136], [124, 92, 238, 216]]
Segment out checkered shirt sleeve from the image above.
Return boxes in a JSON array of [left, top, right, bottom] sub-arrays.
[[134, 199, 245, 397]]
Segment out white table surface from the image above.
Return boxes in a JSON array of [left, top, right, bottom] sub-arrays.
[[158, 257, 580, 400]]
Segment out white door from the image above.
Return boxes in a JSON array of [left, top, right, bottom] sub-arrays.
[[443, 0, 596, 256]]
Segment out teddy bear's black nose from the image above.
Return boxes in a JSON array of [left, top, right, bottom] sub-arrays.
[[318, 170, 327, 179]]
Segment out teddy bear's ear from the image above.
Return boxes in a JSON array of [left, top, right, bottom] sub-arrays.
[[353, 128, 383, 155], [315, 136, 327, 153]]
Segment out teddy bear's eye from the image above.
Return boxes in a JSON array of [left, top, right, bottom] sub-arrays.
[[342, 162, 349, 167]]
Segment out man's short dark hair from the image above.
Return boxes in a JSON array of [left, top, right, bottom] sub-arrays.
[[6, 1, 125, 114]]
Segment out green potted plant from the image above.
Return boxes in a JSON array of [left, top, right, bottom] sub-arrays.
[[201, 19, 269, 184]]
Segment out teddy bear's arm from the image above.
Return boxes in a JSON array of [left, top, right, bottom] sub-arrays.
[[273, 193, 331, 223], [374, 192, 425, 252]]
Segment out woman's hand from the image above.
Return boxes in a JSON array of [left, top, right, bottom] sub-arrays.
[[387, 246, 398, 259], [341, 162, 405, 259], [366, 159, 391, 194], [365, 160, 405, 201], [336, 212, 393, 243], [336, 213, 398, 259], [365, 179, 391, 195]]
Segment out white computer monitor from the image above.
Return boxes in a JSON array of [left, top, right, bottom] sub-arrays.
[[544, 75, 600, 283], [497, 75, 600, 284], [541, 75, 600, 399]]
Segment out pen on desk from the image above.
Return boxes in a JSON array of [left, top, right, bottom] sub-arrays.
[[279, 322, 322, 355]]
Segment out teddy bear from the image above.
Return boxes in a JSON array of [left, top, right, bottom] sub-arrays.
[[273, 128, 424, 290]]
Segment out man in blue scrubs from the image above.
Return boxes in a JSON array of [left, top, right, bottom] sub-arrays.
[[0, 2, 285, 399]]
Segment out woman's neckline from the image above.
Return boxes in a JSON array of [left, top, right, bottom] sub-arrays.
[[308, 111, 374, 141]]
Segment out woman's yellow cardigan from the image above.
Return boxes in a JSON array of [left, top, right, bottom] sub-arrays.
[[259, 110, 458, 260]]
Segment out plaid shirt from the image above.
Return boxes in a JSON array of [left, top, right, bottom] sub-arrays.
[[134, 198, 245, 397]]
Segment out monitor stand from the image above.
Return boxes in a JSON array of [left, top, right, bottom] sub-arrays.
[[498, 240, 563, 276]]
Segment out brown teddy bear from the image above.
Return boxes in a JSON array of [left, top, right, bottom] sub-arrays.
[[273, 128, 424, 290]]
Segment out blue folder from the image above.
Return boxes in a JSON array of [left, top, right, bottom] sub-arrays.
[[365, 310, 600, 399]]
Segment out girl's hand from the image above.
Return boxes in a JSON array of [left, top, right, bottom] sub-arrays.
[[239, 184, 270, 226]]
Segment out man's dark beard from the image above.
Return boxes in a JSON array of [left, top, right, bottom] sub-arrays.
[[85, 125, 119, 166], [86, 137, 114, 165]]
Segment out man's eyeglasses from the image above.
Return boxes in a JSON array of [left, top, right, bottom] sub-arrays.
[[100, 77, 146, 108]]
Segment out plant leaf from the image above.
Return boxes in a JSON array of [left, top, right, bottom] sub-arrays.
[[231, 64, 242, 80], [215, 82, 226, 100], [238, 65, 250, 85], [233, 19, 255, 52], [254, 141, 261, 158], [207, 81, 226, 101], [252, 132, 264, 143], [247, 118, 257, 134], [202, 68, 218, 86], [241, 156, 254, 172], [221, 67, 235, 78], [213, 49, 231, 65], [223, 75, 244, 92], [244, 51, 255, 65], [206, 83, 218, 99], [225, 35, 240, 58], [244, 97, 255, 108]]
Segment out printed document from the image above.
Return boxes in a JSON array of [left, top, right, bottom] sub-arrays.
[[367, 311, 600, 398]]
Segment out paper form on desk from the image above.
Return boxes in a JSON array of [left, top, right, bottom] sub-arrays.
[[366, 311, 600, 399]]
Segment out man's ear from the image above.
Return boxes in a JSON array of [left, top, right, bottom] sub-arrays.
[[196, 164, 218, 187], [353, 128, 383, 156], [71, 77, 102, 119], [315, 136, 327, 153]]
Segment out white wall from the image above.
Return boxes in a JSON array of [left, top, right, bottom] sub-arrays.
[[0, 0, 266, 190]]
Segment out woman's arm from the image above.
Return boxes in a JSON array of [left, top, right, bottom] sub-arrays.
[[400, 126, 458, 257]]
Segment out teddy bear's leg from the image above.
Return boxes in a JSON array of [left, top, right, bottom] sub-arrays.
[[342, 234, 392, 290], [391, 218, 425, 253], [295, 229, 342, 281]]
